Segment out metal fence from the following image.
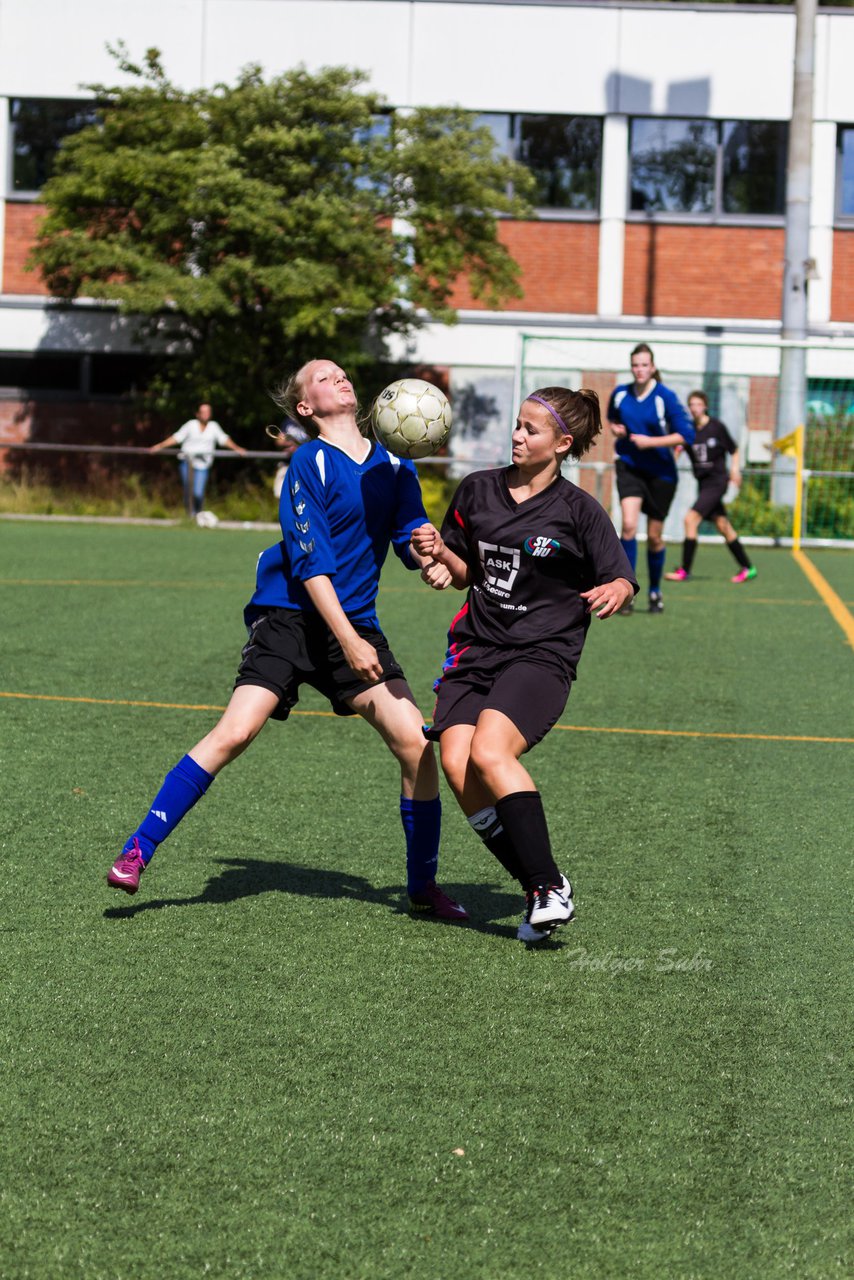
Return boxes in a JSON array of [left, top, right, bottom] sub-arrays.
[[1, 440, 852, 546]]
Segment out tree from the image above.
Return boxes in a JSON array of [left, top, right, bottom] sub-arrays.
[[31, 48, 535, 432]]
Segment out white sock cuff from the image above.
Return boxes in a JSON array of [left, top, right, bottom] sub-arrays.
[[468, 806, 498, 836]]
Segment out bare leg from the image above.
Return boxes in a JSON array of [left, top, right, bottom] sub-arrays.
[[350, 679, 466, 913], [190, 684, 282, 774], [620, 494, 642, 543], [348, 678, 438, 799]]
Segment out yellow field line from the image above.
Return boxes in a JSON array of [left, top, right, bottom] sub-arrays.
[[553, 723, 852, 744], [1, 689, 851, 743], [792, 549, 854, 650]]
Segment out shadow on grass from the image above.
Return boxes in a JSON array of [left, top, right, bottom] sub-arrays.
[[103, 856, 534, 939]]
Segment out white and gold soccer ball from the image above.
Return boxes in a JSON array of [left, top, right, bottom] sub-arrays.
[[371, 378, 452, 460]]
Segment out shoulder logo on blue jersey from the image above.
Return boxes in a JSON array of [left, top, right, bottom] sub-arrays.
[[524, 535, 560, 558]]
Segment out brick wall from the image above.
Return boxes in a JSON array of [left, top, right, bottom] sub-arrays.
[[623, 224, 785, 320], [0, 395, 162, 480], [746, 376, 778, 433], [830, 229, 854, 322], [2, 202, 49, 294], [449, 220, 599, 314]]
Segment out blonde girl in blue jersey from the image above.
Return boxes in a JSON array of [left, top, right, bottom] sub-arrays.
[[107, 358, 467, 921]]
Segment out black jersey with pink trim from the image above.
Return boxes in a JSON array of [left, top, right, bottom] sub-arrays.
[[439, 468, 638, 670]]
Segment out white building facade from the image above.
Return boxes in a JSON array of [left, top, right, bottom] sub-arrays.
[[2, 0, 854, 460]]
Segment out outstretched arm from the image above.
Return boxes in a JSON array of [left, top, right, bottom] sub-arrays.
[[149, 434, 179, 453]]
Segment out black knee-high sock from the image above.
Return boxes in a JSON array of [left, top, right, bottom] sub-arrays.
[[682, 538, 698, 573], [727, 538, 751, 569], [495, 791, 561, 891], [468, 807, 525, 885]]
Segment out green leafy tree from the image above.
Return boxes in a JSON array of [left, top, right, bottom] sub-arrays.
[[31, 48, 534, 433]]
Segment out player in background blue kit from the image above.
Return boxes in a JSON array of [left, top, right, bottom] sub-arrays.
[[107, 359, 467, 921], [607, 343, 695, 614]]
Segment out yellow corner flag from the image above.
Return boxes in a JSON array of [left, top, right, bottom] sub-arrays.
[[771, 425, 805, 548], [772, 425, 804, 458]]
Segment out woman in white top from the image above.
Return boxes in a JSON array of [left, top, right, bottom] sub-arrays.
[[150, 402, 246, 519]]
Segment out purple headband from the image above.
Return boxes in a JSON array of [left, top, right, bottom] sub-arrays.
[[527, 394, 571, 435]]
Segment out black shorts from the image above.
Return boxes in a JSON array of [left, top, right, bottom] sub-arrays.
[[692, 477, 728, 521], [234, 608, 406, 721], [616, 461, 677, 523], [424, 644, 572, 751]]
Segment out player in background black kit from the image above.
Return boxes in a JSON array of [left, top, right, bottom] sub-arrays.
[[665, 390, 757, 584], [412, 387, 637, 943]]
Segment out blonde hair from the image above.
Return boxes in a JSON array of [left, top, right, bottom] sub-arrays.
[[527, 386, 602, 460], [271, 360, 369, 439]]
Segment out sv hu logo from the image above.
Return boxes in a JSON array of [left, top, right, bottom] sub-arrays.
[[524, 536, 560, 558]]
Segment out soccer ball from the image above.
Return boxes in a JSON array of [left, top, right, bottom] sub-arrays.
[[371, 378, 452, 459]]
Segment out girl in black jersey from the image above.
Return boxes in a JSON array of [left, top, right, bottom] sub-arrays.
[[665, 390, 757, 584], [412, 387, 637, 943]]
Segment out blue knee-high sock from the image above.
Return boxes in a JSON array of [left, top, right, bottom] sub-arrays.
[[124, 754, 215, 863], [620, 537, 638, 572], [648, 547, 666, 592], [400, 795, 442, 895]]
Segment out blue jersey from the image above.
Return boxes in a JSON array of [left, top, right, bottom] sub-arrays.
[[245, 437, 427, 629], [607, 380, 694, 482]]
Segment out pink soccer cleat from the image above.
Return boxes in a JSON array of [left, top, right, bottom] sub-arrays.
[[731, 567, 757, 584], [408, 882, 469, 921], [107, 839, 146, 895], [664, 567, 690, 581]]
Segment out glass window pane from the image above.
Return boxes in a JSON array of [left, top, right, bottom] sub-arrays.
[[474, 113, 512, 159], [355, 110, 392, 193], [10, 98, 98, 192], [839, 127, 854, 216], [517, 115, 601, 211], [630, 118, 716, 213], [722, 120, 787, 215]]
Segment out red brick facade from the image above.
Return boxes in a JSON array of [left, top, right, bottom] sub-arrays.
[[623, 224, 785, 320], [3, 202, 852, 331], [3, 202, 49, 294], [450, 220, 599, 314], [830, 229, 854, 322]]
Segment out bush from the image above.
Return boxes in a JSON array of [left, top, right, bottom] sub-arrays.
[[728, 479, 792, 538]]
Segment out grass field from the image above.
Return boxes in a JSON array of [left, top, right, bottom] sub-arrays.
[[1, 520, 852, 1280]]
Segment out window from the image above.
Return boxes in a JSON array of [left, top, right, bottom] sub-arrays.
[[722, 121, 787, 215], [837, 126, 854, 218], [89, 354, 158, 396], [0, 354, 81, 393], [9, 98, 98, 195], [630, 117, 787, 218], [476, 113, 601, 212]]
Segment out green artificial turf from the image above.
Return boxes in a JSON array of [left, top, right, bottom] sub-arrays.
[[0, 521, 851, 1279]]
